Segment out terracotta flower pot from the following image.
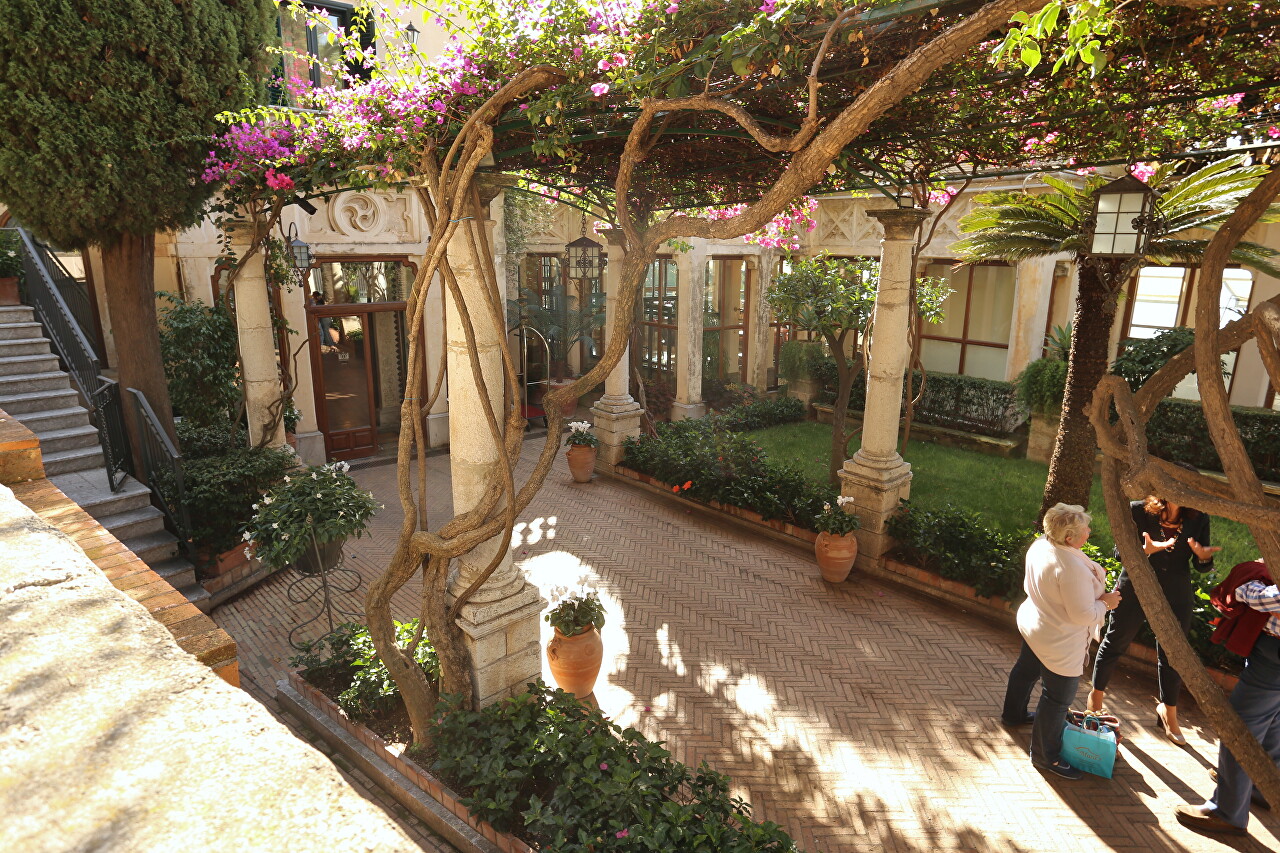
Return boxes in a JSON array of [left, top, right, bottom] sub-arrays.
[[546, 625, 603, 698], [566, 444, 596, 483], [815, 531, 858, 583], [0, 277, 19, 307]]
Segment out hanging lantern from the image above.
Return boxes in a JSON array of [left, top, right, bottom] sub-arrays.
[[1088, 174, 1159, 257], [565, 233, 604, 282]]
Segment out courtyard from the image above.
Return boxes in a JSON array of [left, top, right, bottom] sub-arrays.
[[213, 439, 1280, 853]]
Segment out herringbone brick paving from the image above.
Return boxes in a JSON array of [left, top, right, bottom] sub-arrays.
[[212, 442, 1280, 852]]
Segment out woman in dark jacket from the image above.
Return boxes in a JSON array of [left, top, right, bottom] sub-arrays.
[[1087, 493, 1220, 744]]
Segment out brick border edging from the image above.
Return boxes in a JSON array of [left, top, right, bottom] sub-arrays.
[[609, 464, 1241, 695], [278, 673, 531, 853]]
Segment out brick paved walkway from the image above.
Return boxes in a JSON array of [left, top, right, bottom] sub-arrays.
[[212, 443, 1280, 853]]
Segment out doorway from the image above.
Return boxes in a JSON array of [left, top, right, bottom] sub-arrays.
[[306, 259, 411, 460]]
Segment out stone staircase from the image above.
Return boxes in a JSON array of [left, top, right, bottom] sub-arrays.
[[0, 304, 208, 610]]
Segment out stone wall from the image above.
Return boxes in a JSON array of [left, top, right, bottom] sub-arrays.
[[0, 484, 421, 852]]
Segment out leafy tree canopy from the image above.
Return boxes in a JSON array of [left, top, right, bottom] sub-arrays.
[[0, 0, 276, 248]]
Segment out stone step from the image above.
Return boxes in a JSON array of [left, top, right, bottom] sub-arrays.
[[0, 388, 81, 414], [151, 556, 199, 594], [0, 337, 52, 358], [97, 504, 167, 544], [0, 370, 71, 396], [31, 423, 99, 455], [0, 305, 35, 324], [49, 471, 153, 519], [17, 405, 91, 434], [41, 444, 105, 476], [0, 321, 47, 341], [123, 528, 180, 566], [0, 353, 62, 377], [180, 581, 212, 614]]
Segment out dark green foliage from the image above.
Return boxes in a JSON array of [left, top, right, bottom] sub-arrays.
[[1146, 398, 1280, 482], [816, 365, 1025, 437], [184, 445, 295, 555], [545, 593, 605, 636], [640, 373, 675, 421], [623, 416, 832, 529], [0, 230, 23, 278], [1015, 357, 1069, 414], [1110, 327, 1223, 392], [0, 1, 276, 247], [291, 621, 440, 720], [886, 501, 1033, 600], [429, 683, 802, 852], [176, 421, 245, 459], [159, 295, 240, 429], [715, 396, 805, 432], [778, 340, 826, 383]]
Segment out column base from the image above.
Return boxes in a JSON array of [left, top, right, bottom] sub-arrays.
[[839, 451, 912, 572], [454, 579, 545, 707], [293, 430, 326, 465], [670, 401, 706, 421], [590, 396, 643, 468]]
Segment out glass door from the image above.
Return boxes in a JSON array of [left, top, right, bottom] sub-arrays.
[[313, 311, 378, 459]]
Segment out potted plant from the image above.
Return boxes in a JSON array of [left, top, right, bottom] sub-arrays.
[[813, 496, 861, 583], [243, 461, 379, 575], [0, 231, 23, 306], [283, 397, 303, 448], [564, 420, 599, 483], [545, 591, 606, 698]]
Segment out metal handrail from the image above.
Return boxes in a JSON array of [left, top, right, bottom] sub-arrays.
[[12, 226, 132, 491], [126, 387, 193, 560]]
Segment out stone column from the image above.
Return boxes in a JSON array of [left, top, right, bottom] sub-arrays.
[[1005, 254, 1060, 381], [671, 243, 707, 419], [227, 220, 287, 450], [590, 240, 642, 468], [443, 210, 543, 708], [840, 208, 928, 570], [745, 247, 776, 391], [277, 254, 324, 464]]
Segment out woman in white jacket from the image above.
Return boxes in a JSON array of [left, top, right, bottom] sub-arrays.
[[1002, 503, 1122, 780]]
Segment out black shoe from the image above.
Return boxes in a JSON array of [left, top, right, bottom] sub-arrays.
[[1209, 768, 1271, 810], [1002, 712, 1036, 727], [1034, 759, 1084, 780]]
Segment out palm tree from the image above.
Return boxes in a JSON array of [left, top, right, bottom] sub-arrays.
[[952, 155, 1280, 519]]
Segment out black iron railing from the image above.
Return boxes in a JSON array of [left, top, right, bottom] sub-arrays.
[[29, 240, 98, 358], [13, 227, 132, 491], [126, 388, 193, 559]]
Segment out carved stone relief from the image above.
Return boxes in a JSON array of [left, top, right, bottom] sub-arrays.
[[305, 191, 419, 244]]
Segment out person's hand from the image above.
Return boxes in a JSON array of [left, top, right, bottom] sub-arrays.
[[1100, 591, 1122, 611], [1187, 538, 1221, 563], [1143, 531, 1176, 555]]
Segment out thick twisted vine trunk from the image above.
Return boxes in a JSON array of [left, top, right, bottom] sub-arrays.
[[360, 0, 1055, 745], [1090, 167, 1280, 813], [1039, 259, 1124, 519]]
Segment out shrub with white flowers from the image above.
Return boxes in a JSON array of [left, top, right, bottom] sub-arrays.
[[0, 231, 23, 278], [813, 495, 861, 536], [242, 462, 379, 570], [564, 420, 599, 448]]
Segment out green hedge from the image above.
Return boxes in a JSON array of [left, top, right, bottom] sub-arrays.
[[623, 416, 832, 529], [430, 684, 802, 852], [1147, 398, 1280, 483], [814, 361, 1027, 437]]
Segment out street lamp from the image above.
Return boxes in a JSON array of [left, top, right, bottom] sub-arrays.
[[1087, 173, 1159, 257], [404, 22, 419, 45]]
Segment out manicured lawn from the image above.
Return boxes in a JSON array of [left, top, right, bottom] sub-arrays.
[[745, 421, 1258, 576]]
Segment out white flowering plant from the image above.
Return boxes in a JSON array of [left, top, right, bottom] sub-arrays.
[[812, 496, 861, 536], [242, 462, 379, 570], [564, 420, 599, 448], [0, 231, 23, 278]]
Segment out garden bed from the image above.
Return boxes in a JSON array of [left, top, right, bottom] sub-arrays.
[[610, 465, 1242, 696], [812, 404, 1027, 459]]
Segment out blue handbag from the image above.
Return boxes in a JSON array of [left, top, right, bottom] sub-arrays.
[[1062, 713, 1118, 778]]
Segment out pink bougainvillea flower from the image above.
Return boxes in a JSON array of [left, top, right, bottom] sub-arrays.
[[599, 762, 609, 770], [616, 830, 629, 838], [590, 82, 610, 97]]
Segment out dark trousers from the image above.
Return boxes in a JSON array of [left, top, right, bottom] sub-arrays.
[[1004, 639, 1080, 766], [1091, 569, 1193, 706], [1208, 634, 1280, 829]]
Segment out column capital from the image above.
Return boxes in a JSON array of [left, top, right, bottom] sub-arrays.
[[867, 207, 929, 241]]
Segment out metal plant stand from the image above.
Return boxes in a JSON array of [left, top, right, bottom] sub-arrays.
[[286, 535, 364, 651]]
